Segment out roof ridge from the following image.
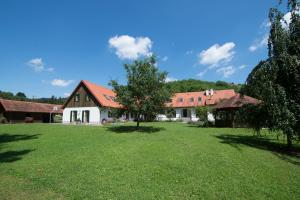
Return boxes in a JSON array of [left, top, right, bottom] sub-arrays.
[[0, 98, 62, 106]]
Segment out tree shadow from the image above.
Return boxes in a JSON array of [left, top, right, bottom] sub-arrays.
[[215, 134, 300, 165], [0, 133, 40, 144], [106, 125, 165, 134], [0, 133, 40, 163], [0, 149, 35, 163]]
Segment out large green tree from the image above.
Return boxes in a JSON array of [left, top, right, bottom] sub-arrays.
[[110, 56, 172, 127], [242, 0, 300, 148]]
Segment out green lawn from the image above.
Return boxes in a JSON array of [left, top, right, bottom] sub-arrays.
[[0, 122, 300, 200]]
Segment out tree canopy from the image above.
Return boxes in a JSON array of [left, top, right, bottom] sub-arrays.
[[242, 0, 300, 148], [110, 56, 172, 127]]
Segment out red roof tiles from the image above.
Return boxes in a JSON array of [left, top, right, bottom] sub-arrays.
[[167, 89, 236, 108], [0, 99, 63, 113], [82, 80, 121, 108], [213, 94, 261, 109]]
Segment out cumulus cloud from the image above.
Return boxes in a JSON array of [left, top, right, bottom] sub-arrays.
[[216, 66, 236, 78], [27, 58, 44, 72], [161, 56, 168, 62], [64, 92, 71, 97], [27, 58, 54, 72], [198, 42, 236, 67], [108, 35, 152, 60], [249, 33, 268, 52], [51, 79, 74, 87], [239, 64, 247, 69], [197, 69, 208, 78], [165, 76, 177, 82]]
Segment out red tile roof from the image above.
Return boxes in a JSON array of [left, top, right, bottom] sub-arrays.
[[213, 94, 261, 109], [0, 99, 63, 113], [167, 89, 236, 108], [82, 80, 121, 108]]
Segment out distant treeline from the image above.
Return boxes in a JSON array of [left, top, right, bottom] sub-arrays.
[[0, 79, 241, 104], [0, 90, 66, 105], [166, 79, 242, 93]]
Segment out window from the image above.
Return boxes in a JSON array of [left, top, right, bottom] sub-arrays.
[[177, 97, 183, 102], [85, 94, 90, 102], [189, 97, 194, 102], [74, 94, 80, 102], [108, 110, 113, 118], [103, 94, 110, 100], [198, 97, 202, 102]]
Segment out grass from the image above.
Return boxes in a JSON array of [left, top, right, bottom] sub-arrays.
[[0, 122, 300, 200]]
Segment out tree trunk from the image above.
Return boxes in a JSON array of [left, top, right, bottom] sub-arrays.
[[136, 114, 140, 128], [287, 133, 292, 149]]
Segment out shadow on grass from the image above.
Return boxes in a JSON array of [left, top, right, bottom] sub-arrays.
[[106, 125, 165, 133], [0, 133, 39, 163], [216, 134, 300, 165], [0, 133, 40, 144], [0, 149, 35, 163]]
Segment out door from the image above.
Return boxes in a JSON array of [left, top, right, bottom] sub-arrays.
[[82, 110, 90, 123], [70, 111, 77, 122]]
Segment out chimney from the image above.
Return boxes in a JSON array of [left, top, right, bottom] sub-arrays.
[[205, 90, 209, 96], [210, 89, 214, 96]]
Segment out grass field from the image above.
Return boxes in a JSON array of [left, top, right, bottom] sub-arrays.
[[0, 122, 300, 200]]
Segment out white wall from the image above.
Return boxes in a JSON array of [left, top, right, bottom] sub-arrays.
[[63, 107, 101, 124]]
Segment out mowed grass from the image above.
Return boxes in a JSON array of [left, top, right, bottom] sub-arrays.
[[0, 122, 300, 200]]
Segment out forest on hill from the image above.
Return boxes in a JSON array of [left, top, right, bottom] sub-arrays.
[[166, 79, 242, 93], [0, 79, 241, 104]]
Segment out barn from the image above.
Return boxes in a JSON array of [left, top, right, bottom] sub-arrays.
[[0, 98, 63, 123]]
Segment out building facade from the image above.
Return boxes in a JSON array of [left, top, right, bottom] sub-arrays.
[[63, 80, 238, 124]]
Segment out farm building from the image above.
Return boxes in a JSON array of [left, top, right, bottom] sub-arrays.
[[0, 99, 63, 123]]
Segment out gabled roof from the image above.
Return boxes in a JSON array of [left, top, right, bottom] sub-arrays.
[[167, 89, 236, 108], [213, 94, 261, 109], [0, 99, 63, 113], [63, 80, 121, 108]]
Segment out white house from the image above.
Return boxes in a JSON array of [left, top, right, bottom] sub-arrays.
[[62, 80, 236, 124], [156, 89, 236, 122]]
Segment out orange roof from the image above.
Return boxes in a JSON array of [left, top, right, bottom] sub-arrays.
[[82, 80, 121, 108], [167, 89, 236, 108], [214, 94, 261, 109], [0, 99, 63, 113]]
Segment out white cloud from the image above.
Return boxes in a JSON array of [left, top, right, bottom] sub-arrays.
[[108, 35, 152, 60], [216, 66, 236, 78], [198, 42, 236, 67], [161, 56, 168, 62], [239, 64, 247, 69], [64, 92, 71, 97], [249, 33, 268, 52], [185, 50, 193, 55], [27, 58, 44, 72], [46, 67, 54, 72], [27, 58, 54, 72], [165, 76, 177, 82], [197, 69, 208, 78], [51, 79, 74, 87]]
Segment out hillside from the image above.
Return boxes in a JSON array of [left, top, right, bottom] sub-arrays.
[[166, 79, 242, 93]]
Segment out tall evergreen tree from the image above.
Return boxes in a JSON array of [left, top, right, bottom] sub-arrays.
[[242, 0, 300, 148]]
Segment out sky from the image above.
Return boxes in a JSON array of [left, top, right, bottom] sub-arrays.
[[0, 0, 282, 98]]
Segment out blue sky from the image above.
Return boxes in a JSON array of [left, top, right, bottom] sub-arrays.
[[0, 0, 277, 98]]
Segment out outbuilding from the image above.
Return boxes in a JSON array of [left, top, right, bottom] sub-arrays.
[[0, 98, 63, 123]]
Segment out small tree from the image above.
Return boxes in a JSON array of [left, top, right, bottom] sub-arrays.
[[195, 106, 212, 126], [110, 56, 172, 128]]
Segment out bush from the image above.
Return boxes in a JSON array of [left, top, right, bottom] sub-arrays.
[[0, 113, 7, 123], [53, 114, 62, 123]]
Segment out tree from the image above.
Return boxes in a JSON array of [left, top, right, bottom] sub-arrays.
[[195, 106, 212, 126], [242, 0, 300, 148], [110, 56, 172, 128], [15, 92, 27, 99]]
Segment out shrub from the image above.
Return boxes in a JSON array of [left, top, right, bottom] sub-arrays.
[[53, 114, 62, 123], [0, 113, 7, 123]]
